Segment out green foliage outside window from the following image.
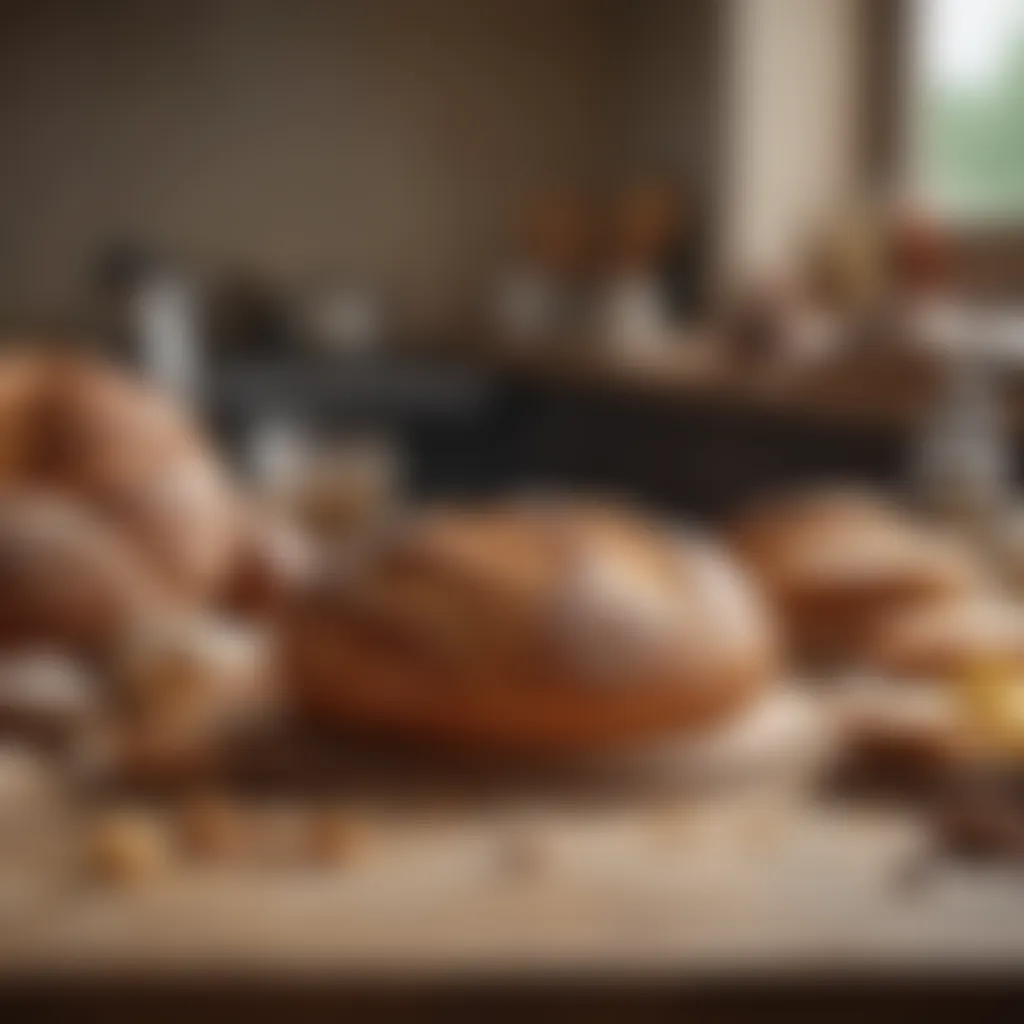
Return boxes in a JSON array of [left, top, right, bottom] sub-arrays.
[[923, 35, 1024, 218]]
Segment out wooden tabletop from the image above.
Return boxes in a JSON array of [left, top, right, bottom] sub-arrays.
[[3, 692, 1024, 986]]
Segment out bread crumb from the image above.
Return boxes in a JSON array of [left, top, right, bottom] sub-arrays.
[[495, 828, 550, 879], [178, 793, 247, 861], [649, 806, 692, 846], [86, 809, 171, 885], [307, 808, 367, 866]]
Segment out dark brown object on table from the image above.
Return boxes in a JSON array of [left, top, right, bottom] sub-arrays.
[[937, 782, 1024, 861], [843, 714, 964, 775], [284, 499, 777, 753]]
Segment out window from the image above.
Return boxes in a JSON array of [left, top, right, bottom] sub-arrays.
[[916, 0, 1024, 220]]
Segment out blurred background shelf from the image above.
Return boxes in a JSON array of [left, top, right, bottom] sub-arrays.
[[208, 343, 937, 517]]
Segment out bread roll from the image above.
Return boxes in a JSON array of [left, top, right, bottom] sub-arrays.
[[0, 353, 237, 600], [0, 494, 159, 654], [284, 501, 777, 752], [731, 490, 982, 664], [106, 614, 273, 781], [869, 598, 1024, 682]]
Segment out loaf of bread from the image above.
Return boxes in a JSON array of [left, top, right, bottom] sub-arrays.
[[0, 352, 238, 600], [0, 494, 159, 654], [868, 598, 1024, 682], [284, 500, 777, 752], [730, 490, 982, 664]]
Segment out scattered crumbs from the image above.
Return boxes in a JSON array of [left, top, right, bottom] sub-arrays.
[[306, 807, 369, 867], [177, 792, 248, 861], [85, 808, 172, 886], [648, 805, 692, 846], [890, 843, 938, 899], [495, 826, 551, 880], [741, 805, 790, 850]]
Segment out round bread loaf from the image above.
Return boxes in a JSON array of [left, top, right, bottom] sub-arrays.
[[730, 490, 983, 664], [868, 598, 1024, 682], [0, 494, 159, 654], [284, 501, 777, 752], [0, 352, 237, 599]]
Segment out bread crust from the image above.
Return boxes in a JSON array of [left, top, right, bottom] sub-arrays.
[[284, 501, 777, 752], [0, 353, 238, 600], [730, 490, 983, 665], [868, 598, 1024, 682], [0, 493, 158, 654]]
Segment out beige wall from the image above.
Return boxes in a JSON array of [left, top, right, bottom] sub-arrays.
[[0, 0, 721, 330], [721, 0, 867, 282]]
